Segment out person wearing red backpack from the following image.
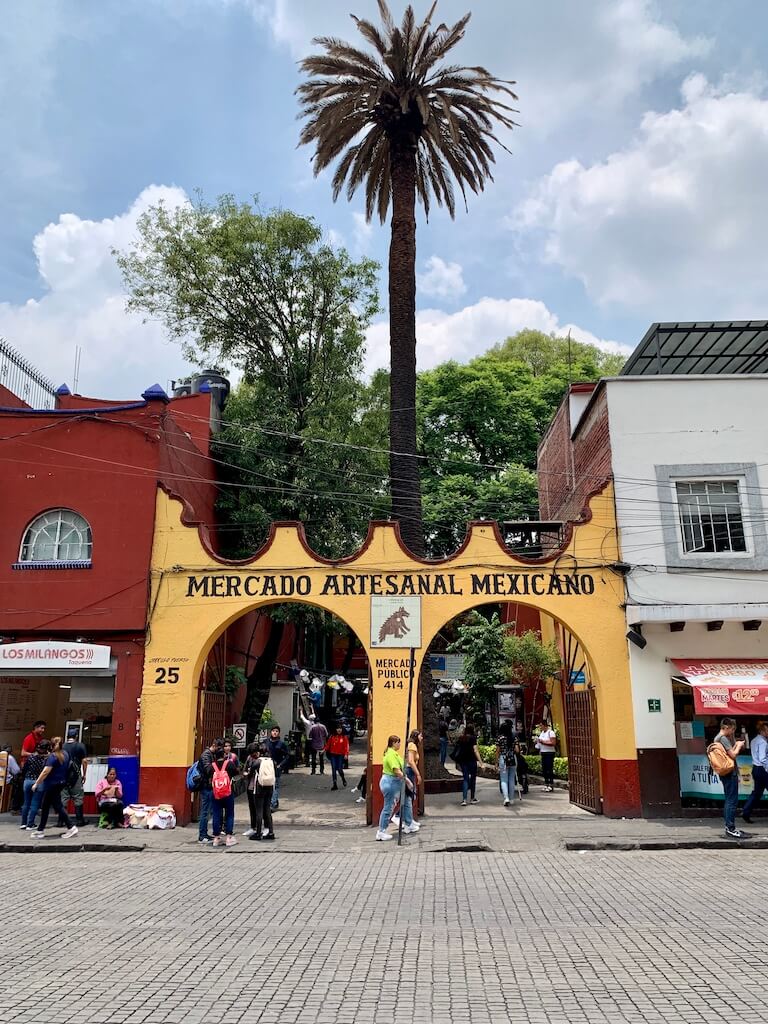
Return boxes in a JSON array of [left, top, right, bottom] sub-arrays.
[[209, 746, 240, 848]]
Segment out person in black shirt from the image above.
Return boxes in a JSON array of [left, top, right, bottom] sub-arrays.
[[265, 726, 290, 811], [20, 741, 50, 830], [439, 721, 449, 767], [59, 739, 89, 827]]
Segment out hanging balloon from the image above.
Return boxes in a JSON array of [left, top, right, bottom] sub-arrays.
[[299, 669, 309, 682], [327, 677, 339, 689], [310, 678, 323, 693]]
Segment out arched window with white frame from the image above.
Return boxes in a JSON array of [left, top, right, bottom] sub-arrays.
[[18, 509, 93, 566]]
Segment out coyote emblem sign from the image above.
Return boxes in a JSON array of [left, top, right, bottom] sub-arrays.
[[378, 606, 410, 643], [371, 596, 421, 648]]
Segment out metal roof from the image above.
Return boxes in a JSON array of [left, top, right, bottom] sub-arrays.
[[620, 320, 768, 377]]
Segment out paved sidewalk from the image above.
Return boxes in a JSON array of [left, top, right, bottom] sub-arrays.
[[3, 764, 766, 855]]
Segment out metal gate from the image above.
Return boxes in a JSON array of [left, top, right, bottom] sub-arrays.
[[198, 690, 226, 754], [564, 687, 601, 813]]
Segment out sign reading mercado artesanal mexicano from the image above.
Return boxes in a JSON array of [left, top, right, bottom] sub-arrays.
[[184, 570, 597, 599]]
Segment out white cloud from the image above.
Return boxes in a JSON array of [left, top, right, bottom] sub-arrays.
[[364, 297, 627, 375], [417, 256, 467, 301], [0, 185, 197, 400], [515, 76, 768, 313], [352, 211, 373, 251], [250, 0, 709, 132]]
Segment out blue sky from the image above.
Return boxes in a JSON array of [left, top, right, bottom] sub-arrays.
[[2, 0, 768, 399]]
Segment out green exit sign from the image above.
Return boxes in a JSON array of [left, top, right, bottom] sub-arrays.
[[648, 699, 662, 713]]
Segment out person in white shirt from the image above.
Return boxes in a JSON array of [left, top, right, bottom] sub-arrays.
[[536, 722, 557, 792], [741, 720, 768, 825]]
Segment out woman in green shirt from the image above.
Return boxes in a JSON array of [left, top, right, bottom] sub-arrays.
[[377, 736, 415, 841]]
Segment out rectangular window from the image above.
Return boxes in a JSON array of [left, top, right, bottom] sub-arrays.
[[675, 480, 747, 554]]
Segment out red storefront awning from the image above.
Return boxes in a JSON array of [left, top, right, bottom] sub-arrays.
[[671, 659, 768, 715]]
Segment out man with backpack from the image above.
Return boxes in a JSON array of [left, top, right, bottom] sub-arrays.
[[709, 717, 746, 839], [265, 725, 290, 811], [60, 736, 89, 828], [196, 738, 221, 845]]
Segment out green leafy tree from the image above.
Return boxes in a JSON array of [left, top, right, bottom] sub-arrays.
[[446, 611, 510, 720], [488, 328, 626, 378], [297, 1, 517, 556], [116, 196, 386, 736]]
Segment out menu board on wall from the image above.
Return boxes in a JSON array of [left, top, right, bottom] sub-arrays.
[[0, 677, 41, 730]]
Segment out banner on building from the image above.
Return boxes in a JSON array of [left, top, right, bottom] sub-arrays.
[[678, 754, 754, 800], [670, 659, 768, 715]]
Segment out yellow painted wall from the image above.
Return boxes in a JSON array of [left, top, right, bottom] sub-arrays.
[[142, 483, 636, 794]]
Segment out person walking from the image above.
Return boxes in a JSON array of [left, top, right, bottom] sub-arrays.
[[265, 725, 290, 810], [29, 737, 78, 839], [19, 740, 50, 830], [536, 721, 557, 792], [247, 743, 276, 842], [60, 735, 89, 828], [326, 724, 349, 791], [197, 739, 221, 845], [406, 730, 423, 821], [711, 717, 746, 839], [209, 745, 239, 848], [376, 736, 416, 841], [497, 721, 518, 807], [351, 766, 367, 804], [439, 720, 449, 767], [299, 710, 328, 775], [741, 720, 768, 824], [454, 724, 480, 807]]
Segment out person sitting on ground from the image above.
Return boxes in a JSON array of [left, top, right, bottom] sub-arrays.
[[95, 767, 124, 828], [325, 724, 350, 791], [351, 766, 367, 804]]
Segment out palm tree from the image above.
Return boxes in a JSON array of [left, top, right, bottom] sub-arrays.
[[297, 1, 517, 556]]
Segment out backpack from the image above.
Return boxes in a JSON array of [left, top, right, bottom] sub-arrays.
[[707, 741, 734, 777], [211, 755, 234, 799], [257, 756, 276, 787], [65, 753, 79, 789], [186, 759, 203, 792]]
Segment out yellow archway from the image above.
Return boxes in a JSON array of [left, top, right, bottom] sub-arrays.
[[139, 483, 641, 818]]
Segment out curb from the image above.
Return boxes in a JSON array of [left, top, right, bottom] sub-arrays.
[[566, 838, 768, 851], [0, 842, 146, 854]]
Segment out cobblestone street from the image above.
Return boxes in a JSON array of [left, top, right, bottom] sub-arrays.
[[1, 846, 762, 1024]]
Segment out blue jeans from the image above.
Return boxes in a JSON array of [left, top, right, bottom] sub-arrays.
[[198, 789, 213, 840], [439, 737, 448, 766], [271, 772, 281, 809], [378, 774, 413, 833], [460, 762, 477, 801], [21, 778, 43, 827], [329, 753, 346, 786], [212, 794, 235, 836], [499, 755, 516, 802], [742, 766, 767, 819], [721, 770, 739, 830]]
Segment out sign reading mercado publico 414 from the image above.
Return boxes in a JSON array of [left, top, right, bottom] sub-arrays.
[[0, 641, 112, 671]]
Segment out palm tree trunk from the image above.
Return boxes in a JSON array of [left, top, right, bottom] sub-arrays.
[[388, 141, 424, 557]]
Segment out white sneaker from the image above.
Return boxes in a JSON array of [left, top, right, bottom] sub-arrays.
[[62, 826, 78, 839], [460, 800, 467, 806], [375, 830, 393, 841], [391, 816, 400, 827], [262, 827, 269, 837], [19, 823, 28, 830], [30, 831, 45, 839], [503, 799, 510, 807], [350, 787, 358, 794], [355, 796, 365, 804], [405, 821, 420, 832], [243, 828, 255, 837]]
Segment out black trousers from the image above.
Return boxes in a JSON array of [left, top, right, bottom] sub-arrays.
[[100, 800, 124, 827], [541, 752, 555, 787], [310, 749, 325, 773], [39, 784, 72, 831], [742, 765, 768, 818], [253, 786, 274, 836]]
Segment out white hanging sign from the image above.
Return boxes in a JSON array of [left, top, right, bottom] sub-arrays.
[[0, 641, 111, 671]]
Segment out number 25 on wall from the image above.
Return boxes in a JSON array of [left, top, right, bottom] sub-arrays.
[[154, 666, 180, 685]]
